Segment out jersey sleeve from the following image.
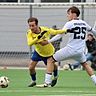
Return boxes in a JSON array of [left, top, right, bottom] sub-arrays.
[[62, 21, 72, 29], [86, 23, 96, 37], [48, 34, 63, 43], [86, 23, 92, 31], [48, 23, 71, 43], [48, 28, 67, 35], [26, 31, 38, 46]]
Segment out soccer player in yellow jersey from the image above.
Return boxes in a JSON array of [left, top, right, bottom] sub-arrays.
[[27, 17, 71, 87]]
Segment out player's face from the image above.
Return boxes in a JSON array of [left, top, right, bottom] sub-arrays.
[[28, 21, 39, 33], [67, 10, 73, 21]]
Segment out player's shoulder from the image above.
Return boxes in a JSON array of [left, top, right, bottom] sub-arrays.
[[79, 19, 87, 23], [66, 19, 87, 25], [65, 20, 75, 25], [40, 26, 52, 33], [64, 21, 73, 28], [40, 26, 50, 30]]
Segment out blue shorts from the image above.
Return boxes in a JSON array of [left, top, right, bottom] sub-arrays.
[[31, 51, 51, 65]]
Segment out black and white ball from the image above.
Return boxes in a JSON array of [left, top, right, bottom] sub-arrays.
[[63, 64, 69, 70], [0, 76, 9, 88]]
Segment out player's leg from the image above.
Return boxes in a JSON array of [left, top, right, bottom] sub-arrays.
[[44, 57, 55, 86], [82, 62, 96, 85], [28, 60, 37, 87], [42, 57, 58, 79], [79, 53, 96, 85], [37, 47, 76, 87], [44, 47, 72, 87], [36, 56, 55, 87], [51, 63, 58, 87], [53, 63, 58, 78], [69, 53, 93, 70], [42, 57, 58, 87], [28, 51, 41, 87]]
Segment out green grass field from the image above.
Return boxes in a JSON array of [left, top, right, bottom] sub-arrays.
[[0, 69, 96, 96]]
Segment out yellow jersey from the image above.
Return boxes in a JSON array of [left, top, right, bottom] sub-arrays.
[[27, 26, 67, 57]]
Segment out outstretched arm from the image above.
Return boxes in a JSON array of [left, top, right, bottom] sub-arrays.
[[49, 28, 67, 35], [38, 34, 63, 46], [86, 23, 96, 37], [48, 34, 63, 43]]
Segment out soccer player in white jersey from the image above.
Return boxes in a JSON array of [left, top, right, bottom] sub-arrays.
[[37, 6, 96, 87]]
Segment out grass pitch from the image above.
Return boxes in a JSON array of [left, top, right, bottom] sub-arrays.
[[0, 69, 96, 96]]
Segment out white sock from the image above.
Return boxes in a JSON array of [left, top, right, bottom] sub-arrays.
[[91, 74, 96, 85], [45, 73, 52, 84]]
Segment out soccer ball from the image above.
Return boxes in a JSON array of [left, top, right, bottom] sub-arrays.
[[63, 64, 69, 70], [0, 76, 9, 88]]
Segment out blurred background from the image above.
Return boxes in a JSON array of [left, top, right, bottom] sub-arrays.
[[0, 0, 96, 68]]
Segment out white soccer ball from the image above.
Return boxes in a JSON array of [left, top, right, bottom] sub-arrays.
[[63, 64, 69, 70], [0, 76, 9, 88]]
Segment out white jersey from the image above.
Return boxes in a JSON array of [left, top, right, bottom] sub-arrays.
[[63, 19, 92, 52], [48, 19, 96, 62]]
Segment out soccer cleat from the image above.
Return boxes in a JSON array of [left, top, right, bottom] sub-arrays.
[[51, 77, 58, 87], [28, 82, 36, 87], [36, 83, 51, 88]]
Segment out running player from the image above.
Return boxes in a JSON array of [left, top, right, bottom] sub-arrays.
[[27, 17, 72, 87], [37, 6, 96, 87]]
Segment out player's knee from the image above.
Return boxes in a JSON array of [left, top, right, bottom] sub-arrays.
[[29, 64, 34, 69], [81, 62, 87, 68], [29, 63, 36, 71], [48, 57, 55, 64], [29, 65, 36, 74]]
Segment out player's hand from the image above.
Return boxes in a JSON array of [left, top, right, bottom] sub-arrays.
[[67, 29, 74, 33], [37, 31, 47, 39], [39, 40, 49, 46], [67, 27, 78, 33]]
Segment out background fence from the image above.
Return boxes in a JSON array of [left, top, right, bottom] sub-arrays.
[[0, 3, 96, 67]]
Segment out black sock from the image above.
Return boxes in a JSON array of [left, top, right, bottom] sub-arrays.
[[53, 69, 58, 77], [30, 73, 36, 82]]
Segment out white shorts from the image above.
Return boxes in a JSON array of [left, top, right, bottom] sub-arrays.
[[53, 46, 86, 63]]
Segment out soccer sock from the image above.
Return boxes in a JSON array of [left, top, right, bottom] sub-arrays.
[[53, 69, 58, 78], [30, 73, 36, 82], [91, 74, 96, 85], [45, 73, 52, 84]]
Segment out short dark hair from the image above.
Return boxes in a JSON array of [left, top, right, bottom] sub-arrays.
[[67, 6, 80, 17], [27, 17, 38, 25]]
